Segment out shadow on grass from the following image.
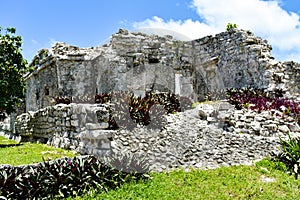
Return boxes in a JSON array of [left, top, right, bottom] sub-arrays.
[[0, 143, 22, 148]]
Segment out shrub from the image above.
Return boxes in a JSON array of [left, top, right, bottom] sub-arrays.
[[0, 155, 149, 199], [226, 23, 238, 31], [95, 91, 183, 128]]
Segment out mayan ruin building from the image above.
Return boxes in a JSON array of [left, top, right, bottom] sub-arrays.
[[25, 28, 300, 112]]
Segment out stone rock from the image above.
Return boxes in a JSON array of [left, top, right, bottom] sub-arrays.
[[250, 121, 261, 132], [263, 124, 277, 132], [288, 123, 300, 132], [278, 125, 290, 133], [218, 102, 235, 111], [85, 122, 109, 130], [197, 104, 215, 120], [70, 120, 79, 127]]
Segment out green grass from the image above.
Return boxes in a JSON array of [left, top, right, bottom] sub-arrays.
[[0, 135, 77, 165], [72, 160, 300, 200]]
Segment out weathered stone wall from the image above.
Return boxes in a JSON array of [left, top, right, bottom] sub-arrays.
[[26, 30, 194, 111], [197, 102, 300, 136], [26, 28, 300, 112], [15, 103, 112, 156], [282, 61, 300, 97], [15, 102, 300, 171], [193, 30, 272, 100], [111, 102, 299, 171]]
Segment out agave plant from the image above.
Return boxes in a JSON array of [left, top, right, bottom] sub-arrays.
[[278, 133, 300, 179]]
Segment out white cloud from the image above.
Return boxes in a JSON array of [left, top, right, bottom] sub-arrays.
[[133, 0, 300, 62], [133, 16, 217, 40]]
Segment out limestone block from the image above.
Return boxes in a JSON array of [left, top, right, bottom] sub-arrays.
[[217, 111, 231, 122], [55, 126, 62, 132], [93, 149, 111, 157], [71, 139, 79, 147], [86, 122, 109, 130], [288, 123, 300, 132], [48, 117, 54, 123], [55, 120, 62, 126], [218, 102, 235, 111], [61, 138, 71, 149], [197, 104, 215, 120], [263, 124, 277, 132], [250, 121, 261, 132], [235, 121, 245, 128], [66, 121, 71, 127], [84, 145, 94, 155], [71, 120, 79, 127], [47, 128, 54, 133], [80, 129, 113, 140], [98, 139, 111, 149], [62, 132, 69, 138], [72, 105, 82, 115], [71, 114, 78, 120], [278, 125, 290, 133], [207, 117, 217, 123]]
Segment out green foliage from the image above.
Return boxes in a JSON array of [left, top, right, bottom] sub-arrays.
[[226, 23, 238, 31], [0, 27, 28, 114], [277, 133, 300, 179], [0, 155, 150, 199]]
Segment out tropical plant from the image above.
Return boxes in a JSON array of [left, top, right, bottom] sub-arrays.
[[103, 152, 150, 174], [277, 133, 300, 179], [0, 155, 150, 199], [95, 91, 183, 128]]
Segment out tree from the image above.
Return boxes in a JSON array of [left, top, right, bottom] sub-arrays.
[[0, 27, 28, 115]]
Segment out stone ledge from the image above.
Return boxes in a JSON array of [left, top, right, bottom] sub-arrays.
[[79, 130, 114, 140]]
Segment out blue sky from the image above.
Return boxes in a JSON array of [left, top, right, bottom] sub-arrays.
[[1, 0, 300, 62]]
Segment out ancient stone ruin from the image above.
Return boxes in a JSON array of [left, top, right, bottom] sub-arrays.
[[25, 28, 300, 112], [1, 28, 300, 171]]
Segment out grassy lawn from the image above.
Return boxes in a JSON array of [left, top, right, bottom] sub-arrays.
[[0, 135, 77, 165], [72, 161, 300, 200]]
